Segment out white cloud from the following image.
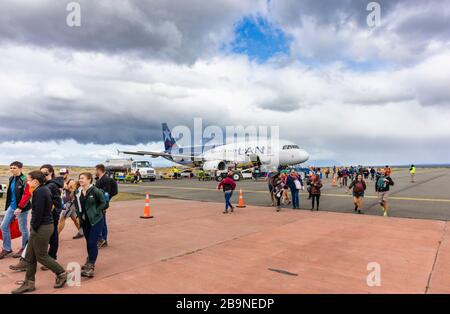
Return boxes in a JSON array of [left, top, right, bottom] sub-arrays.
[[43, 79, 84, 100], [0, 45, 449, 165], [0, 0, 449, 166]]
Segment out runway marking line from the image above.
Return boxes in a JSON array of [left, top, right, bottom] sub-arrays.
[[123, 185, 450, 203]]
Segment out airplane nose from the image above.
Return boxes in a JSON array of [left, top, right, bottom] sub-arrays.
[[298, 149, 309, 163]]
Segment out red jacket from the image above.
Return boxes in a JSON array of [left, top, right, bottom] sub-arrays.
[[18, 184, 31, 210], [217, 177, 236, 191]]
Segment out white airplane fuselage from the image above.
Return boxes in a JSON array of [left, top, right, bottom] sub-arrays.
[[170, 139, 309, 169]]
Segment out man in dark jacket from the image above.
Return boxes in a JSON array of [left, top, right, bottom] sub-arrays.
[[0, 161, 32, 259], [40, 165, 64, 265], [95, 164, 118, 249], [375, 168, 394, 217], [286, 171, 303, 209]]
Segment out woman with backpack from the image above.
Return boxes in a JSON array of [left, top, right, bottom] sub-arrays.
[[348, 174, 367, 214], [273, 173, 284, 212], [217, 171, 237, 214], [74, 172, 107, 278], [310, 175, 323, 211], [58, 180, 82, 236], [280, 173, 291, 205], [11, 171, 67, 294]]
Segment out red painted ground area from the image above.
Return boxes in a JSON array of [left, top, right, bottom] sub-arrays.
[[0, 199, 449, 294]]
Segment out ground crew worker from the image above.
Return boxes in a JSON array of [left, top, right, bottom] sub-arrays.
[[409, 164, 416, 183]]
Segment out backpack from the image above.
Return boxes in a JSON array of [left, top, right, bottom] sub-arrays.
[[109, 177, 118, 198], [354, 181, 365, 193], [377, 177, 387, 191], [223, 183, 232, 191]]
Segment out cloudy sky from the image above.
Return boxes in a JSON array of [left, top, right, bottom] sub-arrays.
[[0, 0, 449, 166]]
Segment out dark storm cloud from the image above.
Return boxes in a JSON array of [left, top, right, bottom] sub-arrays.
[[0, 98, 165, 145], [270, 0, 447, 29], [269, 0, 450, 63], [1, 0, 448, 65], [0, 0, 263, 63]]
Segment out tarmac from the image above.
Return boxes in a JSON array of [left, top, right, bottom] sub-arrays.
[[0, 168, 449, 294], [120, 168, 450, 221]]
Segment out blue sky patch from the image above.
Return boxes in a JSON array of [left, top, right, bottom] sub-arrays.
[[229, 15, 291, 63]]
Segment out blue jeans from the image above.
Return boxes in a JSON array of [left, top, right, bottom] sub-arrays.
[[291, 188, 299, 209], [98, 213, 108, 242], [82, 217, 104, 265], [1, 206, 29, 251], [224, 191, 233, 211]]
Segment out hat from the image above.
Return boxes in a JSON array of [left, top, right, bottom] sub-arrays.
[[59, 168, 69, 175]]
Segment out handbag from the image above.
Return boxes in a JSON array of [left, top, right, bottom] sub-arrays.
[[0, 217, 22, 240]]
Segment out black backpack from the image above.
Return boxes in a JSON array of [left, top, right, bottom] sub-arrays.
[[109, 177, 119, 198]]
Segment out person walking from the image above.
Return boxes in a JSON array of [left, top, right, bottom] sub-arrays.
[[341, 167, 349, 187], [266, 171, 277, 206], [286, 171, 303, 209], [409, 164, 416, 183], [280, 173, 291, 205], [217, 171, 237, 214], [337, 168, 343, 187], [1, 161, 32, 260], [310, 175, 323, 211], [58, 180, 83, 238], [58, 168, 84, 239], [306, 172, 315, 199], [370, 167, 376, 181], [348, 174, 367, 214], [133, 169, 142, 184], [95, 164, 118, 249], [385, 165, 392, 177], [11, 171, 67, 294], [74, 172, 107, 278], [375, 168, 395, 217], [40, 164, 64, 270], [273, 174, 284, 212]]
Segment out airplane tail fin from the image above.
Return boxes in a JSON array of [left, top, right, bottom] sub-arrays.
[[162, 123, 178, 153]]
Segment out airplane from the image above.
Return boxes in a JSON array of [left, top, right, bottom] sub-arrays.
[[119, 123, 310, 172]]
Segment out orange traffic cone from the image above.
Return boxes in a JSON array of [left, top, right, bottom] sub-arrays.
[[236, 189, 246, 208], [140, 193, 154, 219], [332, 175, 337, 187]]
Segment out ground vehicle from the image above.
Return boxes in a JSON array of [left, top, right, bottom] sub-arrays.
[[240, 169, 254, 180], [197, 171, 213, 181], [105, 158, 156, 181], [215, 167, 257, 182], [159, 172, 175, 180], [0, 184, 6, 198], [180, 169, 195, 178]]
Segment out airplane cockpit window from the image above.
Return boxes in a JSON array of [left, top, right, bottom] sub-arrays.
[[282, 145, 300, 150]]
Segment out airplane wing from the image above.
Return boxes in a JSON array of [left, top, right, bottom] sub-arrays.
[[118, 149, 200, 160]]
